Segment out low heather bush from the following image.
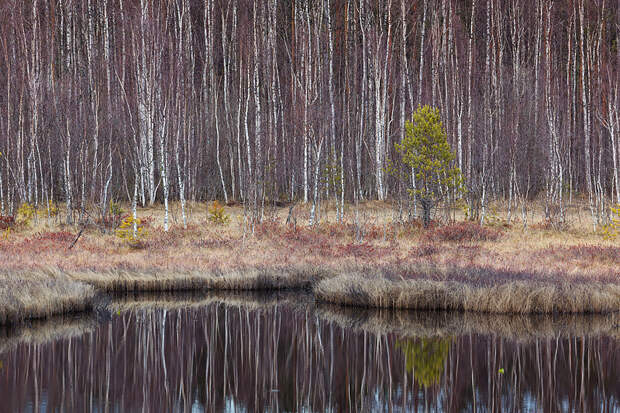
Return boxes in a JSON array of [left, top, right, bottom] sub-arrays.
[[34, 231, 75, 242], [542, 245, 620, 264], [0, 215, 15, 230], [193, 238, 232, 249], [423, 221, 503, 243], [14, 232, 77, 252], [409, 243, 439, 258], [332, 242, 389, 259]]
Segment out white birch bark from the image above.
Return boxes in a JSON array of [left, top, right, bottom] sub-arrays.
[[64, 119, 73, 225], [357, 0, 367, 200], [602, 85, 620, 204], [418, 0, 427, 106], [244, 64, 253, 193], [374, 0, 391, 201], [326, 0, 339, 217], [579, 0, 596, 229], [86, 0, 99, 203], [544, 2, 563, 221], [303, 0, 311, 203], [205, 0, 228, 204], [466, 0, 477, 182], [136, 0, 156, 206], [252, 0, 262, 213], [175, 100, 187, 229], [309, 134, 324, 226]]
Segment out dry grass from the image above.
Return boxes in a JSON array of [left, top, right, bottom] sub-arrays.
[[0, 271, 97, 324], [68, 266, 330, 292], [1, 200, 616, 281], [314, 274, 620, 314], [0, 199, 618, 320]]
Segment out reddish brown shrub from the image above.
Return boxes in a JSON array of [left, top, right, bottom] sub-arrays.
[[0, 215, 15, 230], [409, 243, 439, 257], [193, 238, 232, 248], [423, 222, 503, 243], [254, 220, 283, 238], [34, 231, 75, 242], [139, 215, 155, 228], [541, 245, 620, 264], [316, 222, 349, 238], [333, 242, 391, 259], [146, 232, 182, 250], [97, 214, 122, 231]]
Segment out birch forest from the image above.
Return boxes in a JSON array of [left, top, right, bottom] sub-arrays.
[[0, 0, 619, 227]]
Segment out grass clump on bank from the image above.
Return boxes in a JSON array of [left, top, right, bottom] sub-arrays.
[[69, 266, 330, 293], [0, 271, 96, 324], [314, 274, 620, 314]]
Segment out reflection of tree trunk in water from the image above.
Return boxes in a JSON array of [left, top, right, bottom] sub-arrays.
[[2, 302, 618, 411], [580, 337, 586, 411], [469, 334, 476, 413]]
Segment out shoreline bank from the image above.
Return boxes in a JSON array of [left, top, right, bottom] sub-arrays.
[[1, 266, 618, 324], [1, 290, 618, 353]]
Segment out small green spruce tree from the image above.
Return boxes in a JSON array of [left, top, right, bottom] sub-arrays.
[[394, 105, 463, 227]]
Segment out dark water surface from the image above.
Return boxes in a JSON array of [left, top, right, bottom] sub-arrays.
[[0, 292, 618, 412]]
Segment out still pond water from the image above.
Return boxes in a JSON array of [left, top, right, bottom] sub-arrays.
[[0, 292, 618, 412]]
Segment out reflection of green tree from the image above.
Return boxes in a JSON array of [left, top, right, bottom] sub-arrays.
[[397, 338, 451, 388]]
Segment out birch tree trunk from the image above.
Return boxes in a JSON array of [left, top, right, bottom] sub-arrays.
[[159, 101, 169, 231], [252, 0, 262, 217], [136, 0, 156, 206], [579, 0, 596, 229], [603, 84, 620, 204], [64, 119, 73, 225], [205, 0, 228, 204], [418, 0, 427, 106], [466, 0, 477, 191], [326, 0, 339, 217]]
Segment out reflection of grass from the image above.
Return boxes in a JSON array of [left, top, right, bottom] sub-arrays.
[[397, 338, 451, 388], [0, 314, 97, 354], [316, 303, 620, 340]]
